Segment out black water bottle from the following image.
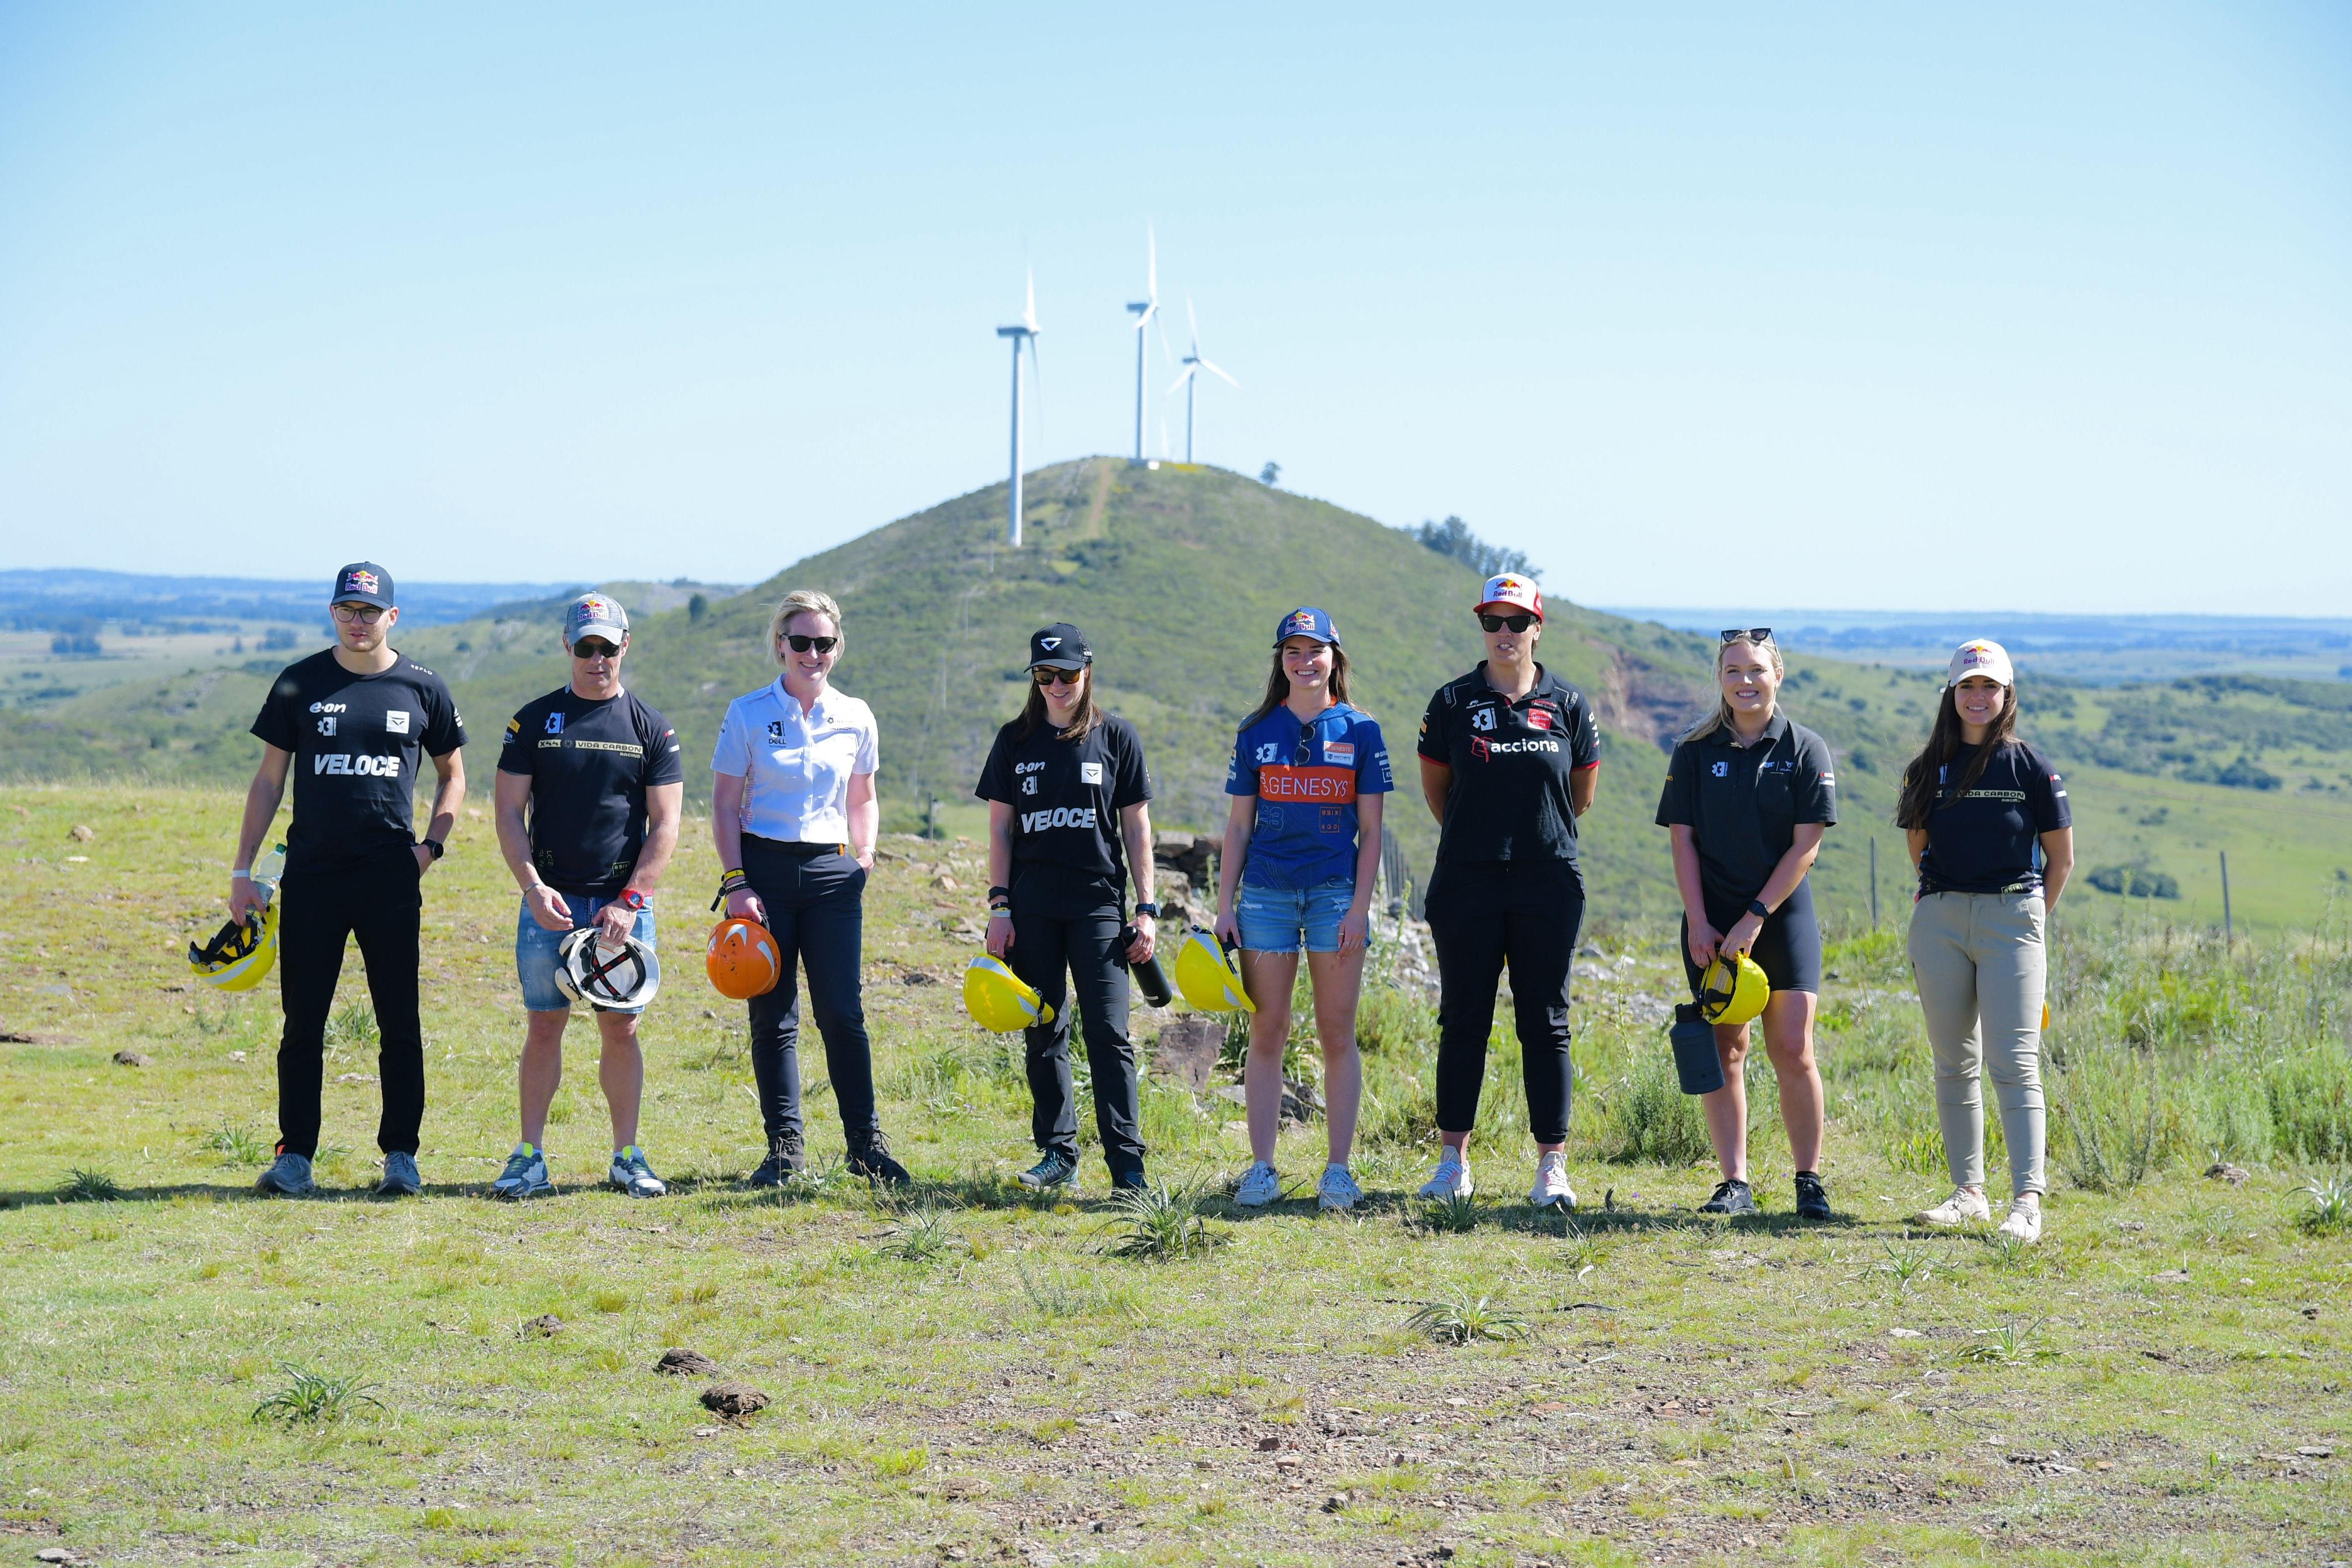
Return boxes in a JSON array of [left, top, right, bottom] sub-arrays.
[[1121, 925, 1174, 1008]]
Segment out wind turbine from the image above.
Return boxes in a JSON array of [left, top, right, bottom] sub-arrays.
[[994, 270, 1041, 546], [1167, 295, 1237, 465], [1125, 224, 1159, 464]]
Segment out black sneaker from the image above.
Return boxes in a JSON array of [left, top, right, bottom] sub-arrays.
[[1793, 1171, 1832, 1220], [846, 1132, 912, 1188], [1110, 1168, 1148, 1192], [1698, 1178, 1757, 1216], [745, 1134, 804, 1190], [1018, 1150, 1079, 1191]]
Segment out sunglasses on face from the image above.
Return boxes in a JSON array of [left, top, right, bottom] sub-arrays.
[[331, 604, 386, 624], [1032, 667, 1084, 687], [572, 639, 620, 660], [1720, 627, 1774, 645], [1478, 613, 1535, 634], [782, 634, 838, 653]]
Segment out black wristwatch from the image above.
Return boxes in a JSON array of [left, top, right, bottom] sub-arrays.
[[1747, 898, 1770, 920], [421, 838, 446, 861], [1134, 902, 1159, 918]]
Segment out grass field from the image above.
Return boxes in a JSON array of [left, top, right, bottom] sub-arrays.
[[5, 783, 2350, 1566]]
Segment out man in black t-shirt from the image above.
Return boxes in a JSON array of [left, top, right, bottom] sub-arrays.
[[490, 593, 684, 1200], [233, 562, 467, 1199]]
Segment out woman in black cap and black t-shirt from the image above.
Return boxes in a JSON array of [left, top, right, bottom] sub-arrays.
[[1656, 630, 1837, 1220], [974, 623, 1159, 1193], [1413, 573, 1601, 1211]]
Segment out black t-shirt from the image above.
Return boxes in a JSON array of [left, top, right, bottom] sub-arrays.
[[974, 714, 1153, 916], [1416, 664, 1602, 864], [1655, 714, 1838, 908], [250, 649, 467, 874], [1916, 740, 2072, 895], [496, 687, 685, 897]]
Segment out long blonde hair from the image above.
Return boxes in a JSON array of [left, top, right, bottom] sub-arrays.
[[767, 589, 843, 670], [1681, 635, 1783, 743]]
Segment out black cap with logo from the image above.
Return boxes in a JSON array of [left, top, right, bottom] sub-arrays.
[[330, 562, 396, 609], [1028, 622, 1092, 671]]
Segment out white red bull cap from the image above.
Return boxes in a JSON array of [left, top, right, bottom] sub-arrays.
[[1946, 638, 2015, 688], [564, 592, 629, 647], [1476, 572, 1543, 621]]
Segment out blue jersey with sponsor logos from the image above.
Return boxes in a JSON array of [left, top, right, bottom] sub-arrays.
[[250, 648, 467, 874], [1226, 702, 1393, 890]]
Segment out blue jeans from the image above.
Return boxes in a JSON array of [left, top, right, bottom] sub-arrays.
[[1235, 876, 1357, 954], [515, 894, 658, 1014]]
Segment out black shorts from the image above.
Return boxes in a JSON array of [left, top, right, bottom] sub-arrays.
[[1679, 876, 1822, 999]]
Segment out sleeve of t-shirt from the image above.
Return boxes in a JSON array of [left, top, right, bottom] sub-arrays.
[[1111, 720, 1151, 808], [1654, 742, 1696, 827], [2026, 746, 2072, 831], [250, 671, 301, 752], [710, 699, 751, 778], [420, 676, 466, 756], [1794, 731, 1838, 826], [495, 702, 537, 777], [974, 729, 1013, 804], [1224, 725, 1259, 796], [1355, 718, 1393, 794], [1569, 693, 1601, 770], [641, 703, 685, 787], [852, 703, 879, 777], [1415, 689, 1449, 763]]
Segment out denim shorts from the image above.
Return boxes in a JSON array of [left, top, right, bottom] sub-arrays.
[[515, 894, 658, 1014], [1235, 876, 1357, 955]]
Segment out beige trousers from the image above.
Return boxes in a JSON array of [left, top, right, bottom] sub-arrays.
[[1906, 890, 2047, 1196]]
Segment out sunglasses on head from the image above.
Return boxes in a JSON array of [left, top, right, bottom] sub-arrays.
[[1478, 613, 1535, 634], [1719, 627, 1774, 645], [1032, 666, 1084, 687], [572, 638, 621, 660], [782, 634, 838, 653]]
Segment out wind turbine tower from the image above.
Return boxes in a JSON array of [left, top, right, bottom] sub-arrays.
[[1168, 295, 1238, 465], [995, 271, 1041, 546], [1125, 225, 1159, 464]]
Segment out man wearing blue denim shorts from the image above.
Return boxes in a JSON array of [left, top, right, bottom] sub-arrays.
[[489, 593, 684, 1199]]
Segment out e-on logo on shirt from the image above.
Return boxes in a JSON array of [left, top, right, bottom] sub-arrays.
[[1021, 807, 1099, 832]]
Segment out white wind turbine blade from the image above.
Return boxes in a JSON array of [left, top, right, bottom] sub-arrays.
[[1154, 308, 1177, 390], [1195, 355, 1238, 387], [1022, 267, 1038, 333], [1167, 362, 1198, 395], [1147, 221, 1158, 307]]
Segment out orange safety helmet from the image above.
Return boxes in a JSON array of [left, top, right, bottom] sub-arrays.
[[706, 916, 782, 1000]]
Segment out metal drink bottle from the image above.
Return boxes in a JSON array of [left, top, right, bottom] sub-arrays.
[[1122, 925, 1174, 1008]]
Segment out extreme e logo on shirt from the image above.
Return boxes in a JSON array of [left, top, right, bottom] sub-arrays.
[[1021, 807, 1099, 832], [314, 753, 402, 777]]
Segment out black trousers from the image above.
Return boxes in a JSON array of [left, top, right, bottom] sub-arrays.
[[1424, 858, 1585, 1145], [1010, 904, 1145, 1178], [742, 838, 878, 1151], [274, 847, 426, 1159]]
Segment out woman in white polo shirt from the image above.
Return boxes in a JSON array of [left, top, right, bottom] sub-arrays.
[[712, 589, 908, 1187]]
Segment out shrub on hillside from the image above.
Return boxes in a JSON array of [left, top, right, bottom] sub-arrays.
[[1597, 1042, 1710, 1168]]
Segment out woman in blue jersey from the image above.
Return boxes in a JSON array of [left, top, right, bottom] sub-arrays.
[[1213, 608, 1392, 1213]]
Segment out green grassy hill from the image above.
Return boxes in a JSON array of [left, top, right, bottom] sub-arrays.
[[6, 457, 2349, 929]]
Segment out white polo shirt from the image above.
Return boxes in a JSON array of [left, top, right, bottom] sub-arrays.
[[710, 679, 880, 844]]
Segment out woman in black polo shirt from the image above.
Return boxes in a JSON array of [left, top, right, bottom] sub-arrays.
[[1899, 638, 2073, 1246], [1413, 574, 1601, 1211], [1656, 630, 1837, 1220], [974, 623, 1159, 1192]]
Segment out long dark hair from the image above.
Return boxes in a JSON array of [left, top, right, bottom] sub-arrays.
[[1014, 666, 1104, 743], [1242, 643, 1355, 728], [1896, 683, 2021, 828]]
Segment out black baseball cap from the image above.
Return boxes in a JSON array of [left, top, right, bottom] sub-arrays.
[[329, 562, 395, 609], [1028, 622, 1092, 671]]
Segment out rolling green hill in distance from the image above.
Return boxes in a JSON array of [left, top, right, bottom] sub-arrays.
[[6, 458, 2350, 930]]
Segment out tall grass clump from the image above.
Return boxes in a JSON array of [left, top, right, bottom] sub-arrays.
[[1596, 1035, 1710, 1168]]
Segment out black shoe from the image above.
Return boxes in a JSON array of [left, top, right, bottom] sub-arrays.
[[1699, 1178, 1757, 1216], [1111, 1168, 1148, 1192], [1793, 1171, 1832, 1220], [745, 1134, 804, 1190], [846, 1132, 911, 1187]]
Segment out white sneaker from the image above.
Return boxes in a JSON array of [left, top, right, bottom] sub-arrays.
[[1317, 1164, 1363, 1213], [1416, 1151, 1473, 1200], [1997, 1198, 2043, 1245], [1234, 1161, 1281, 1208], [1529, 1151, 1576, 1211], [1918, 1186, 1992, 1227]]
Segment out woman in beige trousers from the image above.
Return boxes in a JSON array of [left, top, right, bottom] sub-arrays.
[[1896, 639, 2074, 1245]]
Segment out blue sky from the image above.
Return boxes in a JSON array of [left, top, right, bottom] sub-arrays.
[[1, 2, 2345, 612]]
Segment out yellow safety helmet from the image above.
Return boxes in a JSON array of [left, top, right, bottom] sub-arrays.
[[1172, 928, 1255, 1014], [963, 954, 1054, 1033], [1696, 950, 1770, 1027], [188, 903, 278, 992]]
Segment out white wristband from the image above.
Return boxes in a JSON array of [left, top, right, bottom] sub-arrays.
[[229, 868, 250, 879]]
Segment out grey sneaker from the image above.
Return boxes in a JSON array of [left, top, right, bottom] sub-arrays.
[[608, 1146, 666, 1199], [1234, 1161, 1281, 1207], [1018, 1150, 1079, 1191], [376, 1150, 421, 1197], [1316, 1164, 1363, 1213], [491, 1144, 553, 1201], [254, 1149, 314, 1197]]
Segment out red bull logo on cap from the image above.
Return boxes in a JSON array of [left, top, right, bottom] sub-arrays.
[[345, 570, 379, 596], [1284, 611, 1316, 635]]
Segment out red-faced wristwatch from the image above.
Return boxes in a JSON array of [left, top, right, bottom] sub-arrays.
[[617, 888, 649, 912]]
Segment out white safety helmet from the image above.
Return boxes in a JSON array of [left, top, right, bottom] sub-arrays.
[[555, 927, 661, 1010]]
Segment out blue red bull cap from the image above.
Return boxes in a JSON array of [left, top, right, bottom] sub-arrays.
[[329, 562, 394, 609], [1272, 606, 1339, 648]]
